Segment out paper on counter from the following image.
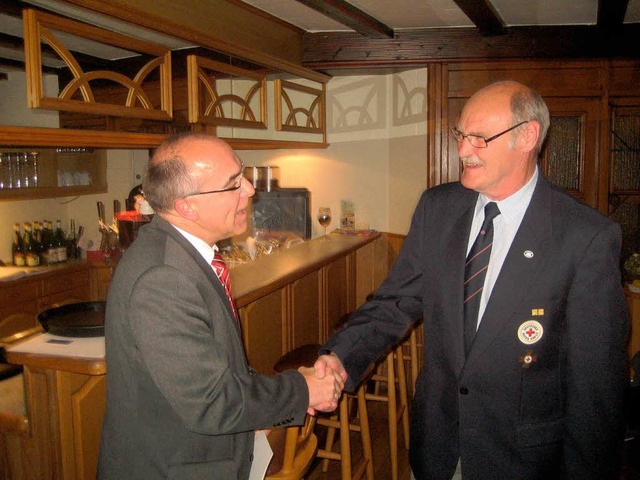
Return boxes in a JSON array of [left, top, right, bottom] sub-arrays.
[[7, 333, 105, 359]]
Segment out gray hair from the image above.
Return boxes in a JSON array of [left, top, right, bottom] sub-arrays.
[[142, 133, 203, 213], [510, 86, 550, 155]]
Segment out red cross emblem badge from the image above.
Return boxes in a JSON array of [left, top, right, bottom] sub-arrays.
[[517, 320, 543, 345]]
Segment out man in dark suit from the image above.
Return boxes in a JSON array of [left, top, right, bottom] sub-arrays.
[[98, 133, 343, 479], [316, 81, 629, 479]]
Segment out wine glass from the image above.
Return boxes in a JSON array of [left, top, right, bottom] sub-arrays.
[[317, 207, 332, 236]]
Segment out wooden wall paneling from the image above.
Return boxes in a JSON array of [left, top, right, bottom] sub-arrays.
[[240, 288, 286, 375], [289, 270, 322, 348], [446, 61, 605, 98], [426, 63, 447, 189], [355, 241, 374, 308], [323, 255, 354, 339]]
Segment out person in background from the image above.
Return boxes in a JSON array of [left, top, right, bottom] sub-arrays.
[[98, 133, 343, 480], [316, 80, 629, 479]]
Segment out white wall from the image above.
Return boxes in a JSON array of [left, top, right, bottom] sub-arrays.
[[0, 68, 428, 262]]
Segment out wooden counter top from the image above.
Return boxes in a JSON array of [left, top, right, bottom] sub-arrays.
[[232, 232, 380, 307]]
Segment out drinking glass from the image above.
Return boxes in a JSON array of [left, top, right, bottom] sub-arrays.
[[317, 207, 332, 236]]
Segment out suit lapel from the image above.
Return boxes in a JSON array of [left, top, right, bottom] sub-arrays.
[[445, 193, 478, 369], [466, 176, 554, 363], [154, 216, 242, 337]]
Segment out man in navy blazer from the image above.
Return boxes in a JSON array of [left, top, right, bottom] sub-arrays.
[[98, 134, 343, 479], [317, 81, 629, 479]]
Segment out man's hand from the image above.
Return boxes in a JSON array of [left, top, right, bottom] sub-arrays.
[[314, 352, 348, 384], [299, 363, 345, 414]]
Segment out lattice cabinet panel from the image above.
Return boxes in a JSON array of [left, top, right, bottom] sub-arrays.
[[23, 9, 172, 121], [186, 55, 267, 129]]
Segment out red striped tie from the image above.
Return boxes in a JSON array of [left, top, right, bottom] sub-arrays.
[[212, 252, 238, 319]]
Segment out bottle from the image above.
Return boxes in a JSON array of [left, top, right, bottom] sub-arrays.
[[12, 222, 25, 266], [23, 222, 40, 266], [44, 220, 58, 264], [55, 219, 67, 263], [67, 218, 78, 259], [33, 220, 45, 265]]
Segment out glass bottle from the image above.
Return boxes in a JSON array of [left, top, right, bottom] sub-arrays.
[[55, 219, 67, 263], [33, 220, 45, 264], [44, 220, 58, 264], [12, 222, 25, 266], [23, 222, 40, 266], [67, 218, 78, 259]]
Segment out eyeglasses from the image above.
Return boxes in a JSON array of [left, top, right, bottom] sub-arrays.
[[185, 162, 244, 196], [451, 121, 529, 148]]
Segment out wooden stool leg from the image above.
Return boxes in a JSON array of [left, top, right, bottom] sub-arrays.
[[356, 387, 374, 480], [395, 345, 410, 449], [386, 352, 399, 480], [338, 395, 352, 480]]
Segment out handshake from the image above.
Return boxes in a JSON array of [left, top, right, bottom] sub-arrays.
[[299, 353, 347, 414]]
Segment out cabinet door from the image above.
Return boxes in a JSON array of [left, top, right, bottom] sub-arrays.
[[539, 97, 601, 208], [323, 255, 354, 340], [289, 270, 322, 349], [239, 288, 286, 375]]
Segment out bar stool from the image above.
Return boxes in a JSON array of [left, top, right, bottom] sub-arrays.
[[367, 343, 410, 480], [401, 320, 423, 397], [272, 344, 374, 480]]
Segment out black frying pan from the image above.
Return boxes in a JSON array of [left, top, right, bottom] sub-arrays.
[[38, 301, 106, 337]]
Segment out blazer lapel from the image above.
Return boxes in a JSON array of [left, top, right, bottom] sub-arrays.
[[154, 216, 242, 337], [466, 176, 554, 363], [445, 194, 478, 369]]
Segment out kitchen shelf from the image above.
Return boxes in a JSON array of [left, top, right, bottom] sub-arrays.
[[0, 147, 107, 201]]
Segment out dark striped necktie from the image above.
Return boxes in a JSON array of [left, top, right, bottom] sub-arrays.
[[211, 252, 238, 319], [463, 202, 500, 355]]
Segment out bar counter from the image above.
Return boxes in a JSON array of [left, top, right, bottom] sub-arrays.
[[0, 231, 387, 480]]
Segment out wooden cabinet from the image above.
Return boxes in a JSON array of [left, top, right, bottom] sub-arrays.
[[0, 262, 91, 321], [0, 147, 107, 201], [323, 254, 354, 338], [289, 270, 322, 347], [234, 234, 383, 374], [240, 288, 286, 376], [1, 353, 106, 480], [89, 265, 113, 302]]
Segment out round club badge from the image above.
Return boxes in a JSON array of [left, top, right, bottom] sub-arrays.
[[518, 320, 544, 345]]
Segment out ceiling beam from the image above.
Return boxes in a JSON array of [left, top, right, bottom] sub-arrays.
[[452, 0, 506, 36], [302, 24, 640, 68], [597, 0, 629, 32], [293, 0, 394, 38]]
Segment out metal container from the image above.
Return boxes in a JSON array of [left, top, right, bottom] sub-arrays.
[[244, 166, 280, 192]]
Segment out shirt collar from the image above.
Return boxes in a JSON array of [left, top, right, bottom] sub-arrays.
[[172, 224, 217, 265], [477, 166, 538, 224]]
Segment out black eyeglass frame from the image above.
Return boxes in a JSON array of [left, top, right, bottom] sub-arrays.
[[451, 121, 529, 148], [184, 162, 245, 197]]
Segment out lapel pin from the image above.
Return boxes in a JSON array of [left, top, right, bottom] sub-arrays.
[[524, 250, 534, 258], [518, 320, 544, 345], [518, 350, 538, 368], [531, 308, 544, 316]]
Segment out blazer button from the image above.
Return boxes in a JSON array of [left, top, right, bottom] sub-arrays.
[[459, 387, 469, 395]]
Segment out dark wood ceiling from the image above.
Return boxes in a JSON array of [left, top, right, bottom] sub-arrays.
[[297, 0, 639, 68]]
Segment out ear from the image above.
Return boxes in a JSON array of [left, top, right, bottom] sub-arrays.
[[174, 197, 199, 221], [519, 121, 540, 154]]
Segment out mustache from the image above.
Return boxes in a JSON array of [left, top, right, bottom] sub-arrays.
[[461, 155, 483, 167]]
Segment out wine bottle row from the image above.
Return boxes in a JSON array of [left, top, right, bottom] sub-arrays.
[[11, 219, 81, 267]]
